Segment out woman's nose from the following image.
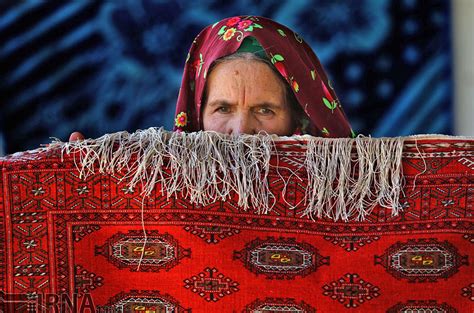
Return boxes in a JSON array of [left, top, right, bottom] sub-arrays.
[[228, 114, 256, 135]]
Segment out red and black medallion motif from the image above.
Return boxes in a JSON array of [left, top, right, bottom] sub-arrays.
[[183, 225, 241, 244], [323, 235, 380, 252], [430, 186, 467, 219], [110, 174, 146, 209], [387, 300, 458, 313], [374, 238, 469, 282], [98, 290, 190, 312], [183, 267, 239, 302], [233, 237, 328, 279], [322, 273, 380, 308], [74, 264, 104, 294], [243, 297, 316, 313], [95, 230, 191, 272], [405, 156, 453, 175], [64, 171, 102, 210], [13, 219, 48, 278], [11, 171, 56, 212]]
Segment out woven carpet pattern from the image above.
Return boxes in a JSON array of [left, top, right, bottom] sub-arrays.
[[0, 138, 472, 312]]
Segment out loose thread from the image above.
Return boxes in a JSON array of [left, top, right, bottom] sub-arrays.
[[136, 194, 148, 272], [411, 138, 428, 191]]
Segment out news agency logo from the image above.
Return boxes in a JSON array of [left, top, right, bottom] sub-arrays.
[[0, 292, 106, 313]]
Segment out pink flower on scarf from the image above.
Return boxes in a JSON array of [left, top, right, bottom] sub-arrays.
[[238, 19, 253, 30]]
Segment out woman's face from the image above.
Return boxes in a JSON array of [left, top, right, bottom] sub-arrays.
[[202, 59, 295, 135]]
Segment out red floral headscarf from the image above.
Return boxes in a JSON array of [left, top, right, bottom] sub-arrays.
[[174, 16, 354, 137]]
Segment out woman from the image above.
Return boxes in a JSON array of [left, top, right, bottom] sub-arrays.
[[174, 15, 353, 137], [70, 16, 353, 140]]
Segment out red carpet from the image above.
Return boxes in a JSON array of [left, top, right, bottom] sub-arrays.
[[0, 137, 472, 312]]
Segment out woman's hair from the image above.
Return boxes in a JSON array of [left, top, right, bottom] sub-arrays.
[[203, 52, 308, 131]]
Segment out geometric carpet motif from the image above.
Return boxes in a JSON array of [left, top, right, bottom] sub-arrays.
[[74, 264, 104, 295], [374, 238, 469, 282], [233, 237, 329, 279], [95, 230, 191, 272], [183, 225, 241, 244], [323, 235, 380, 252], [322, 273, 380, 308], [386, 300, 458, 313], [98, 290, 191, 312], [243, 297, 316, 312], [183, 267, 239, 302]]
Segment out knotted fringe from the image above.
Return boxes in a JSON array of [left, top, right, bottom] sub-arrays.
[[50, 128, 405, 221], [304, 137, 404, 221]]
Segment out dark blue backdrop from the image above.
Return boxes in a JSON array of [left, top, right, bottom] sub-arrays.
[[0, 0, 452, 154]]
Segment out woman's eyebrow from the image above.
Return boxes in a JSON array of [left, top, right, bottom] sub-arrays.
[[206, 100, 234, 107], [254, 102, 284, 109], [206, 100, 283, 109]]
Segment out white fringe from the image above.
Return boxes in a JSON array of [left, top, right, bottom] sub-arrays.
[[304, 136, 404, 221], [50, 128, 406, 221]]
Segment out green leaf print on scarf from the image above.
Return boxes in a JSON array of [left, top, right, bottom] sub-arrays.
[[277, 29, 286, 37], [218, 25, 226, 35], [270, 54, 284, 64], [323, 98, 337, 111], [321, 81, 337, 112]]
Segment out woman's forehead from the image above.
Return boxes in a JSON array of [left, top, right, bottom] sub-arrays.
[[206, 60, 286, 98]]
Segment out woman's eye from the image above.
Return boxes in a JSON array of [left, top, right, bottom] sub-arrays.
[[257, 107, 274, 115], [216, 106, 230, 113]]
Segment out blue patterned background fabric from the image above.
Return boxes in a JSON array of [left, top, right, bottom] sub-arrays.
[[0, 0, 452, 154]]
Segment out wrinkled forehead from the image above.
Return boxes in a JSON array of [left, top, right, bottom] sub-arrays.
[[204, 58, 287, 103]]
